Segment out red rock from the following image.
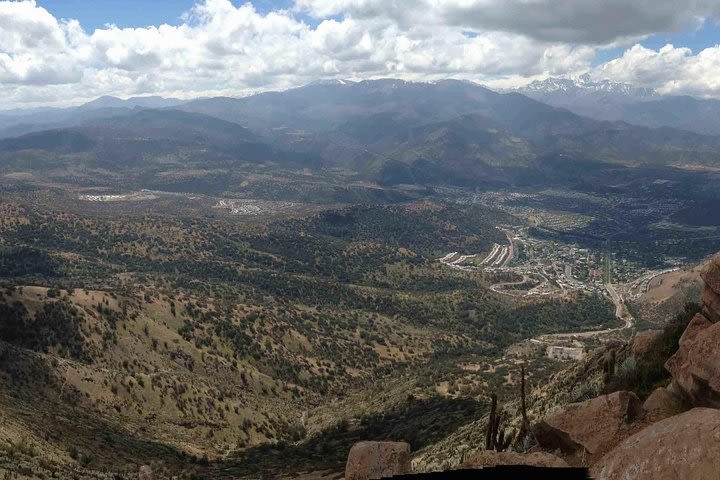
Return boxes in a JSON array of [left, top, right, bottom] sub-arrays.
[[461, 451, 569, 469], [591, 408, 720, 480], [701, 262, 720, 295], [345, 441, 412, 480], [642, 387, 686, 418], [678, 313, 711, 346], [533, 391, 643, 456], [701, 286, 720, 323], [665, 318, 720, 407], [632, 330, 661, 357], [712, 254, 720, 267]]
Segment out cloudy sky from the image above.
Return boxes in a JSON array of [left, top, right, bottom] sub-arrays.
[[2, 0, 720, 109]]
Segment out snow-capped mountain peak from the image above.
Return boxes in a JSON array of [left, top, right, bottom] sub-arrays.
[[519, 75, 657, 98]]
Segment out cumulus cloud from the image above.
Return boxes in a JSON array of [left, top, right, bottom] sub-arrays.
[[0, 0, 719, 108], [592, 43, 720, 97], [295, 0, 720, 44], [0, 0, 600, 107]]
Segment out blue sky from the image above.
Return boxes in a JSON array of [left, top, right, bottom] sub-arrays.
[[38, 0, 300, 29], [643, 19, 720, 52], [593, 19, 720, 66]]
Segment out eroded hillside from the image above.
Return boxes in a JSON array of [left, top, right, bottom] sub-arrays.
[[0, 197, 618, 478]]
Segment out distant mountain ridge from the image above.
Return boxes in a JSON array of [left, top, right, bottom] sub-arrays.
[[77, 95, 185, 111], [519, 74, 657, 98], [0, 95, 186, 140], [516, 75, 720, 136], [3, 79, 720, 194]]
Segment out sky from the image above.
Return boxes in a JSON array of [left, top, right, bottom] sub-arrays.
[[2, 0, 720, 109]]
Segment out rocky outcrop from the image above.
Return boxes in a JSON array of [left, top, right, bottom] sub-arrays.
[[461, 451, 569, 469], [662, 256, 720, 408], [700, 257, 720, 298], [664, 316, 720, 407], [678, 313, 712, 346], [701, 255, 720, 322], [642, 387, 685, 418], [533, 391, 643, 456], [701, 282, 720, 323], [345, 441, 412, 480], [591, 408, 720, 480], [631, 330, 661, 357]]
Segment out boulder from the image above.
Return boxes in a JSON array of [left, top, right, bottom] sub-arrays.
[[677, 313, 711, 346], [701, 286, 720, 323], [138, 465, 154, 480], [461, 451, 569, 469], [642, 387, 686, 418], [592, 408, 720, 480], [701, 261, 720, 295], [665, 317, 720, 407], [533, 391, 643, 456], [632, 330, 661, 357], [345, 441, 412, 480]]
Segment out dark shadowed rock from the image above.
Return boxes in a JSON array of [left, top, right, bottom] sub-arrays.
[[701, 285, 720, 323], [642, 387, 686, 419], [592, 408, 720, 480], [533, 391, 643, 455], [345, 441, 412, 480], [632, 330, 661, 357], [461, 450, 569, 469]]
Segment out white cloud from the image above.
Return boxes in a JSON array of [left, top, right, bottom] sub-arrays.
[[0, 0, 599, 108], [0, 0, 719, 108], [295, 0, 720, 44], [592, 43, 720, 97]]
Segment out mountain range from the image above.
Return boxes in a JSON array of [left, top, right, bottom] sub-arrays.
[[515, 75, 720, 136], [0, 95, 185, 140], [2, 79, 720, 195]]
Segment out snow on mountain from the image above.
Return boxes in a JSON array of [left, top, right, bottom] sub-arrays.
[[518, 74, 657, 99]]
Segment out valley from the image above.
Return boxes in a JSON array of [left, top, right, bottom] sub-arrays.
[[0, 188, 623, 478], [0, 177, 707, 478], [0, 79, 719, 479], [4, 0, 720, 476]]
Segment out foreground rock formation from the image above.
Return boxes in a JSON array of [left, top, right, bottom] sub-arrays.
[[461, 451, 568, 469], [642, 386, 684, 417], [345, 442, 412, 480], [665, 255, 720, 407], [631, 330, 661, 357], [533, 391, 643, 457], [592, 408, 720, 480]]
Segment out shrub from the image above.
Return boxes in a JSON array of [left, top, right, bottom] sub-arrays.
[[606, 302, 701, 398]]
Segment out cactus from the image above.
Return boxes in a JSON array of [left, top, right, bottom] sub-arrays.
[[520, 366, 529, 428], [603, 349, 616, 387], [485, 393, 497, 450], [485, 393, 513, 452]]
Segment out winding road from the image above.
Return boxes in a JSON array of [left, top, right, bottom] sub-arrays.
[[534, 282, 634, 343], [489, 274, 531, 294], [439, 237, 636, 345]]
